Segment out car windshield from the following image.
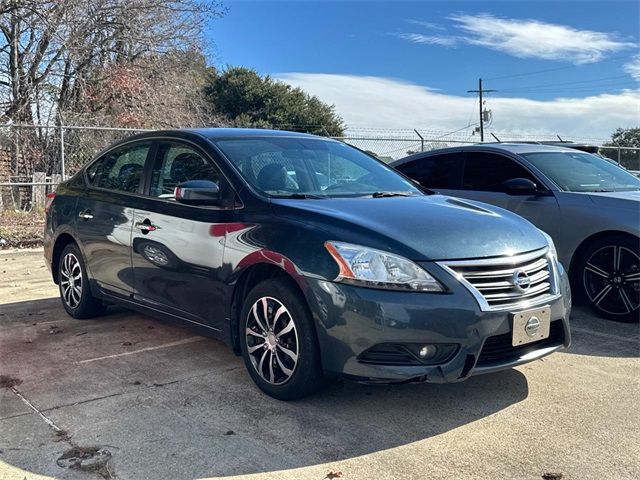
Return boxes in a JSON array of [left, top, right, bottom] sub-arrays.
[[522, 151, 640, 192], [214, 137, 422, 198]]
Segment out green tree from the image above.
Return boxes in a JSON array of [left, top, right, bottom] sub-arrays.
[[206, 67, 345, 136], [603, 127, 640, 171]]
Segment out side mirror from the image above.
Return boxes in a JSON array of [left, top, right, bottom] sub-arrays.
[[175, 180, 220, 206], [502, 178, 537, 196]]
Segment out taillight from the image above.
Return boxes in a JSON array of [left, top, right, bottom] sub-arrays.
[[45, 192, 56, 214]]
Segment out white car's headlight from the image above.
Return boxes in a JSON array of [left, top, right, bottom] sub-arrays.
[[325, 241, 444, 292]]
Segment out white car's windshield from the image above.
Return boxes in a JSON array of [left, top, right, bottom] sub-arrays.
[[522, 151, 640, 192], [214, 137, 423, 198]]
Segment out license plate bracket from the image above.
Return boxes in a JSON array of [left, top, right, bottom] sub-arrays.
[[511, 306, 551, 347]]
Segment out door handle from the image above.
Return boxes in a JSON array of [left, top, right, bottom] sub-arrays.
[[78, 210, 93, 220], [135, 219, 159, 234]]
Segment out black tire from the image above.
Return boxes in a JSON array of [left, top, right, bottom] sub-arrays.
[[239, 278, 324, 400], [58, 243, 105, 319], [578, 235, 639, 322]]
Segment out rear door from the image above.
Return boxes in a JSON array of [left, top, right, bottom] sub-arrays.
[[75, 141, 151, 298], [130, 140, 238, 330]]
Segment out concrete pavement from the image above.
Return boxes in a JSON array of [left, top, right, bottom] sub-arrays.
[[1, 249, 638, 480]]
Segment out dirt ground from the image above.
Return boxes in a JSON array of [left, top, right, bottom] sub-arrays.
[[0, 210, 46, 250], [1, 249, 639, 480]]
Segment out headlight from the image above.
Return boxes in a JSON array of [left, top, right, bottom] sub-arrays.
[[324, 241, 444, 292]]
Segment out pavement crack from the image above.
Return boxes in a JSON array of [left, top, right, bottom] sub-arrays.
[[9, 386, 66, 434], [42, 391, 130, 413]]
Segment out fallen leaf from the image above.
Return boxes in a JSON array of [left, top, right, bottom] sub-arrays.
[[542, 473, 563, 480]]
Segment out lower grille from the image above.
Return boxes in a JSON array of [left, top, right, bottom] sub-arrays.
[[477, 320, 565, 366], [359, 344, 422, 366], [358, 343, 459, 366]]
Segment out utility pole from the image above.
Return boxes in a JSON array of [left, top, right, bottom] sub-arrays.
[[467, 78, 496, 142]]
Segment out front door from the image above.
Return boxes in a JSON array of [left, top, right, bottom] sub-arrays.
[[130, 140, 237, 330], [75, 141, 151, 298]]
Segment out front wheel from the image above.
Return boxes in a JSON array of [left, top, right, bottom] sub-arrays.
[[58, 243, 105, 319], [580, 235, 639, 322], [239, 278, 324, 400]]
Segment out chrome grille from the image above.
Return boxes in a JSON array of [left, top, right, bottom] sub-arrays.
[[440, 248, 559, 311]]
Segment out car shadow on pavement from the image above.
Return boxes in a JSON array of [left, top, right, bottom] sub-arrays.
[[0, 297, 534, 479], [564, 305, 639, 358]]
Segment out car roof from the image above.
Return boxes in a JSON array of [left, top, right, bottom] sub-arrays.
[[391, 142, 587, 166], [124, 127, 323, 142]]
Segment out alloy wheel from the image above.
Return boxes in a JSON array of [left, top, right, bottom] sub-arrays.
[[583, 245, 640, 316], [245, 296, 299, 385], [60, 252, 83, 309]]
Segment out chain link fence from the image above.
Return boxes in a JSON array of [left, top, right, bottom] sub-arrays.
[[1, 124, 639, 212], [0, 124, 150, 211]]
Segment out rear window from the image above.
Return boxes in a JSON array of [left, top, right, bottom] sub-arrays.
[[395, 153, 464, 189]]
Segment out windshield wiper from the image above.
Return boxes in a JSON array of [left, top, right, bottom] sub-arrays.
[[276, 193, 327, 199], [371, 191, 415, 198]]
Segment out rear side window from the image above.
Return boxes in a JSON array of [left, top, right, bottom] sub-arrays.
[[86, 142, 151, 193], [463, 152, 536, 191], [395, 153, 464, 189]]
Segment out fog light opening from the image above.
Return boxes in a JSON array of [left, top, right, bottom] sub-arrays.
[[419, 345, 437, 359]]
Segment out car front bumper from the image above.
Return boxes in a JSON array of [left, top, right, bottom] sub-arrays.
[[303, 261, 571, 383]]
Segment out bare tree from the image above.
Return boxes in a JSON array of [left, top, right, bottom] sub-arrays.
[[67, 49, 226, 129], [0, 0, 224, 124]]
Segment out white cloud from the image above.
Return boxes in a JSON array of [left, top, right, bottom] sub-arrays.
[[394, 32, 459, 47], [404, 19, 446, 31], [396, 14, 636, 64], [277, 73, 640, 140], [624, 54, 640, 81]]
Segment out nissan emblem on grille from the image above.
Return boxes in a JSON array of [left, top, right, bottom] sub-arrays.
[[525, 316, 541, 337], [512, 269, 532, 292]]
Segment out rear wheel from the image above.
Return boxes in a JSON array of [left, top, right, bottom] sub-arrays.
[[58, 243, 105, 319], [579, 235, 639, 322], [239, 278, 324, 400]]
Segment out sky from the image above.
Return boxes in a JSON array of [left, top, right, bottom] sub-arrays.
[[208, 1, 640, 140]]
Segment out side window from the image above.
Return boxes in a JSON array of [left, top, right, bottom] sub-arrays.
[[149, 142, 221, 198], [396, 153, 464, 189], [86, 142, 150, 193], [463, 152, 536, 191]]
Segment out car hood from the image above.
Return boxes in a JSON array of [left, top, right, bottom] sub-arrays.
[[271, 194, 548, 261]]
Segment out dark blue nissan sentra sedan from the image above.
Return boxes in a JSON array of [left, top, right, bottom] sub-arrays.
[[44, 129, 571, 400]]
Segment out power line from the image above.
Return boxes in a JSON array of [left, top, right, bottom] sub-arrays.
[[499, 82, 638, 95], [497, 74, 633, 92], [484, 54, 637, 82]]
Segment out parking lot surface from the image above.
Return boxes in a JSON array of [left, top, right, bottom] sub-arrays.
[[1, 249, 639, 480]]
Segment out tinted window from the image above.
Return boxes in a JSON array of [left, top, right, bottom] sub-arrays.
[[396, 153, 464, 189], [463, 152, 536, 191], [214, 138, 421, 198], [149, 142, 221, 198], [86, 142, 150, 193], [522, 151, 640, 192]]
